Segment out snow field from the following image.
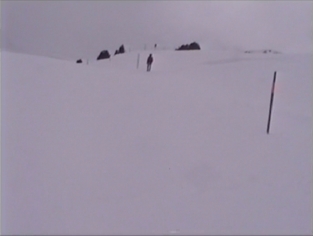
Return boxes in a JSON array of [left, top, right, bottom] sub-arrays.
[[1, 50, 312, 234]]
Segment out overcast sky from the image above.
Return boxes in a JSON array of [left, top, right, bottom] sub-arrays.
[[1, 1, 312, 59]]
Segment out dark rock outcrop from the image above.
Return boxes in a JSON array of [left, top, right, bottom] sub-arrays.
[[76, 59, 83, 63], [189, 42, 201, 50], [118, 45, 125, 54], [97, 50, 110, 60], [114, 44, 126, 56], [176, 42, 201, 51]]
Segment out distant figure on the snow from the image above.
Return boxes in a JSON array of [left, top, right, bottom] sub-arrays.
[[147, 54, 153, 72]]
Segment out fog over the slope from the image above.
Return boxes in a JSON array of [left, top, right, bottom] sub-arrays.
[[1, 1, 312, 59]]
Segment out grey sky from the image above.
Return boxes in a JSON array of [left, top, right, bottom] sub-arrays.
[[1, 1, 312, 59]]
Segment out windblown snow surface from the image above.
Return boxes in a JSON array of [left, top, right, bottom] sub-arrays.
[[1, 49, 312, 235]]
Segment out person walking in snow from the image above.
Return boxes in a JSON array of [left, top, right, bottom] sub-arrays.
[[147, 54, 153, 72]]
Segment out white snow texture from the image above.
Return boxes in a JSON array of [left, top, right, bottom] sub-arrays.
[[1, 49, 312, 235]]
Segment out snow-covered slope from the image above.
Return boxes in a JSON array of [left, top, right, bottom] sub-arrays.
[[1, 49, 312, 235]]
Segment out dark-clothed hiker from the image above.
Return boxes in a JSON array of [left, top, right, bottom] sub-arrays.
[[147, 54, 153, 72]]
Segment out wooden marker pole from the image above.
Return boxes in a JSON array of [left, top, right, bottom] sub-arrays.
[[267, 71, 277, 134], [137, 54, 140, 69]]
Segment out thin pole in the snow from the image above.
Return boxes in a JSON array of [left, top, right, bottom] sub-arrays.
[[267, 71, 277, 134], [137, 54, 140, 69]]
